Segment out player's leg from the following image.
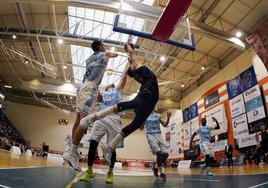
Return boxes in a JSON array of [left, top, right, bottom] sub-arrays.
[[101, 105, 153, 165], [80, 96, 139, 128], [205, 144, 213, 176], [106, 151, 116, 184], [157, 134, 169, 181], [146, 134, 161, 178], [199, 142, 210, 175], [72, 113, 82, 137], [65, 82, 97, 171], [79, 140, 98, 181], [80, 120, 106, 181], [101, 91, 158, 164], [63, 113, 80, 158], [103, 115, 124, 184]]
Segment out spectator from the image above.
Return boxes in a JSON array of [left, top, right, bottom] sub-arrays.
[[0, 108, 27, 152], [259, 126, 268, 162], [225, 142, 233, 167]]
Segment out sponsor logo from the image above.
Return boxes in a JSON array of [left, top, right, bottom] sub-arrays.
[[229, 80, 239, 96], [253, 109, 259, 116], [245, 87, 257, 96], [233, 120, 246, 128], [243, 70, 253, 86], [241, 136, 255, 143]]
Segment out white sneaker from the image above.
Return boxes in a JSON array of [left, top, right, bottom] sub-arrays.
[[101, 144, 113, 166], [63, 152, 81, 171]]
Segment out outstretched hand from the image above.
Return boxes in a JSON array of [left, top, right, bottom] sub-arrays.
[[211, 117, 217, 122], [167, 112, 171, 119], [124, 43, 135, 54]]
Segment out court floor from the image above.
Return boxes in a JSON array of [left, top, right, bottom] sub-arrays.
[[1, 150, 268, 188]]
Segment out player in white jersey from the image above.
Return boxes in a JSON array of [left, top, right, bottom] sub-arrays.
[[80, 67, 128, 184], [63, 41, 118, 171], [190, 117, 220, 176], [140, 110, 171, 181]]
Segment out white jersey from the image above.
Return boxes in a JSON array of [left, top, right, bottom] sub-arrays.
[[83, 52, 107, 85]]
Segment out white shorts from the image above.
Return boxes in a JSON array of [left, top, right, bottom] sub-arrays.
[[90, 114, 123, 148], [76, 81, 97, 115], [146, 133, 169, 155], [199, 141, 213, 156]]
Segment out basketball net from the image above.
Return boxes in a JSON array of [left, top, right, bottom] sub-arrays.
[[139, 39, 161, 60]]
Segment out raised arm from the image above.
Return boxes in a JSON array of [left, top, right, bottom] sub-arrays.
[[190, 132, 197, 149], [117, 64, 129, 90], [124, 43, 140, 69], [212, 117, 220, 130], [104, 52, 118, 63], [160, 112, 171, 128]]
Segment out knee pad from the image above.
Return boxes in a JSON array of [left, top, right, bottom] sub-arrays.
[[80, 117, 88, 130]]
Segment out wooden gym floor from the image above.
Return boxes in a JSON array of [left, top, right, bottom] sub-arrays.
[[1, 150, 268, 188]]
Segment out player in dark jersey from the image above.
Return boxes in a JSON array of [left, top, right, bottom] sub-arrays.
[[80, 43, 159, 165]]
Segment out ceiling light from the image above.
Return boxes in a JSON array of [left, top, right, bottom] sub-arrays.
[[57, 38, 64, 44], [160, 56, 166, 62], [4, 85, 12, 89], [0, 93, 5, 100], [43, 92, 46, 95], [12, 35, 16, 39], [201, 66, 205, 70], [70, 96, 73, 99], [235, 31, 242, 38], [111, 47, 115, 52], [181, 84, 185, 88], [63, 65, 67, 70]]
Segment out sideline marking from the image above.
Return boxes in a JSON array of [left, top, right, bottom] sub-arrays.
[[0, 184, 11, 188], [248, 182, 268, 188], [181, 178, 220, 182], [0, 165, 58, 170], [66, 172, 82, 188]]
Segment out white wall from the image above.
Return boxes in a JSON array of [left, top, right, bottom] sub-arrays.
[[5, 101, 75, 152], [5, 101, 155, 160]]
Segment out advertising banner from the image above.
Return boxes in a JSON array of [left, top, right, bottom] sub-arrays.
[[204, 90, 220, 109], [232, 114, 249, 139], [238, 134, 259, 148]]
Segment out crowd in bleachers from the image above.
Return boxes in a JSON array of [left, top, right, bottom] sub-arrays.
[[0, 108, 63, 157], [0, 108, 29, 152]]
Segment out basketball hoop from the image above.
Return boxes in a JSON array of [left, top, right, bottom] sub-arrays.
[[139, 39, 161, 60]]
